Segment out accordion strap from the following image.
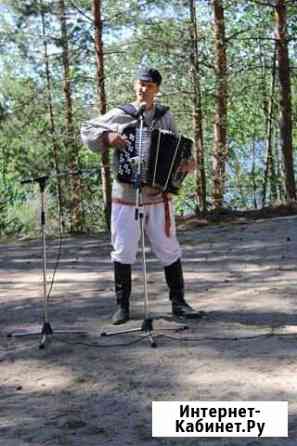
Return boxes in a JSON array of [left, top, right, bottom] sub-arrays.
[[153, 104, 170, 121], [118, 103, 139, 118]]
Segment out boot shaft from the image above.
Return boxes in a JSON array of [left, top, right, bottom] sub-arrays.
[[112, 261, 131, 324], [165, 259, 199, 318], [164, 258, 184, 301], [114, 261, 131, 305]]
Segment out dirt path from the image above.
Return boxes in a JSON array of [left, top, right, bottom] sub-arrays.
[[1, 215, 297, 445]]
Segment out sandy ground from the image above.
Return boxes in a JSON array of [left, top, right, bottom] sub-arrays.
[[1, 215, 297, 446]]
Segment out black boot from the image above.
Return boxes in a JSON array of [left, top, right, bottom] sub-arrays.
[[164, 259, 199, 318], [112, 262, 131, 325]]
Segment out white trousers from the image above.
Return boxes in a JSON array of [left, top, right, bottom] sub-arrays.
[[111, 201, 182, 266]]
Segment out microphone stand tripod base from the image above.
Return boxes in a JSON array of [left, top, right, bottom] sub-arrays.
[[100, 315, 188, 348], [141, 317, 157, 348], [7, 322, 88, 349], [101, 316, 157, 348]]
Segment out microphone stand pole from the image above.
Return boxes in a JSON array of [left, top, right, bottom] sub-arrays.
[[101, 109, 187, 347], [132, 109, 156, 346], [8, 174, 88, 349]]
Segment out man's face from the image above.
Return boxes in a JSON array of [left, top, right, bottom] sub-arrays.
[[134, 80, 159, 107]]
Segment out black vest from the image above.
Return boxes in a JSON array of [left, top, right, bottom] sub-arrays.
[[118, 103, 169, 125]]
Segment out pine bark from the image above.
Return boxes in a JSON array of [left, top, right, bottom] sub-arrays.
[[92, 0, 112, 229], [188, 0, 206, 213], [58, 0, 82, 231], [262, 46, 277, 206], [212, 0, 228, 208], [275, 0, 296, 200]]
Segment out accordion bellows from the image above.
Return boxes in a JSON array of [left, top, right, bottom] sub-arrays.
[[116, 126, 193, 194]]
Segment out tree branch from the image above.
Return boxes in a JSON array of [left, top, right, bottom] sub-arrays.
[[67, 0, 93, 23]]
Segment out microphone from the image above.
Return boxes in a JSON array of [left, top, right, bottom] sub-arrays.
[[21, 178, 34, 184], [138, 102, 147, 117], [21, 175, 49, 184]]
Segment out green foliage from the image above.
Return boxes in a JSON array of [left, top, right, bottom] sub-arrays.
[[0, 175, 37, 236], [174, 174, 197, 216]]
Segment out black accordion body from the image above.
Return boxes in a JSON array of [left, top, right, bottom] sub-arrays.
[[116, 126, 193, 194]]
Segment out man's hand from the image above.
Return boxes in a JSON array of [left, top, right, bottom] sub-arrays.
[[177, 158, 196, 174], [105, 132, 128, 149]]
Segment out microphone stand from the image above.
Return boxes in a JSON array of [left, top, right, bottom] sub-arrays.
[[101, 108, 187, 347], [8, 173, 88, 349]]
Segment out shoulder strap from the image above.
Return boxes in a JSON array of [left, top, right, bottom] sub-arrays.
[[117, 103, 138, 118], [153, 104, 170, 121], [118, 103, 170, 122]]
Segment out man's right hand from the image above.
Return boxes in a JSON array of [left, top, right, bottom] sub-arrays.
[[105, 132, 128, 149]]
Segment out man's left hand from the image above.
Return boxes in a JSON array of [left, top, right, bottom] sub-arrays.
[[177, 158, 196, 173]]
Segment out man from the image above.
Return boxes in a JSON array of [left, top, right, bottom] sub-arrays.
[[81, 67, 197, 325]]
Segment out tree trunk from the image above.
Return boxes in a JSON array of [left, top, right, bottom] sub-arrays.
[[188, 0, 206, 213], [92, 0, 112, 229], [262, 45, 277, 206], [275, 0, 296, 200], [275, 132, 286, 201], [58, 0, 82, 231], [212, 0, 228, 209], [251, 137, 258, 209], [40, 1, 65, 231]]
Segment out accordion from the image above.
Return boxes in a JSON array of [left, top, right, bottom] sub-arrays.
[[116, 126, 193, 194]]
